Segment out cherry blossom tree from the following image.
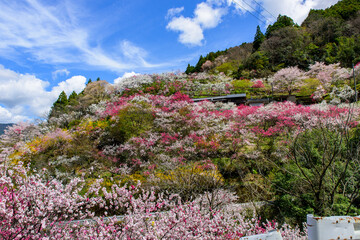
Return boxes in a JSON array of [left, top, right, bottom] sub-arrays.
[[306, 62, 350, 89], [269, 66, 305, 95], [0, 160, 307, 239]]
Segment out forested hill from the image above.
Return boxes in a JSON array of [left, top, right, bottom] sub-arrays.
[[186, 0, 360, 79], [0, 123, 12, 135]]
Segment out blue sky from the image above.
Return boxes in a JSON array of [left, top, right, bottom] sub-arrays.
[[0, 0, 339, 123]]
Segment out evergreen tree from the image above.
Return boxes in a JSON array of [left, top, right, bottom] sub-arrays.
[[194, 55, 206, 72], [265, 15, 296, 38], [55, 91, 68, 106], [253, 25, 265, 52], [185, 64, 196, 74], [68, 91, 79, 106], [49, 91, 68, 118], [87, 78, 92, 85]]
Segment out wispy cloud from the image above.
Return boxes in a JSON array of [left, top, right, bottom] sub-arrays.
[[52, 69, 70, 80], [0, 0, 157, 72], [166, 7, 184, 19], [120, 40, 158, 68]]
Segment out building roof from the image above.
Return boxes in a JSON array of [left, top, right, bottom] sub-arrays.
[[192, 93, 246, 102]]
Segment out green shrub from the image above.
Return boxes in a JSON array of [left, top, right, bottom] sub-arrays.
[[216, 62, 238, 75], [232, 79, 253, 93], [101, 105, 155, 147], [298, 78, 321, 96]]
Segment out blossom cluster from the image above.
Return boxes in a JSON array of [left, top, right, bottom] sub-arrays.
[[4, 92, 358, 186], [0, 160, 307, 239], [89, 93, 359, 183], [114, 72, 232, 98], [268, 62, 351, 101]]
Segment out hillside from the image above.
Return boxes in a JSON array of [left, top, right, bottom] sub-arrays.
[[0, 63, 360, 238], [186, 0, 360, 79]]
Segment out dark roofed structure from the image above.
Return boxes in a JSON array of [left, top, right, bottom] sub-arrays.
[[247, 98, 271, 106], [192, 93, 247, 105]]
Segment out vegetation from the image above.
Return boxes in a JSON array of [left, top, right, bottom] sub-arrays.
[[1, 66, 359, 238]]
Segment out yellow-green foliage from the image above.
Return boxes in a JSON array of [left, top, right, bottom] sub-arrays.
[[121, 173, 148, 186], [215, 62, 238, 75], [298, 78, 322, 96], [32, 129, 72, 153], [240, 173, 273, 202], [78, 119, 110, 132], [232, 79, 253, 93], [9, 129, 73, 165]]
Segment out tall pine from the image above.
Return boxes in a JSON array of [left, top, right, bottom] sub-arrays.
[[49, 91, 68, 118], [253, 25, 265, 52]]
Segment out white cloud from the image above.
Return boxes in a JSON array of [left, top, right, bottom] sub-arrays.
[[273, 0, 339, 24], [0, 65, 86, 122], [195, 2, 227, 29], [0, 0, 157, 72], [0, 106, 29, 123], [166, 7, 184, 19], [52, 76, 87, 97], [167, 16, 204, 46], [230, 0, 340, 25], [52, 69, 70, 80], [166, 1, 227, 46], [114, 71, 140, 85]]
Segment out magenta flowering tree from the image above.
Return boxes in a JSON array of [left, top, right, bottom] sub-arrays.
[[252, 79, 265, 88], [0, 162, 91, 239]]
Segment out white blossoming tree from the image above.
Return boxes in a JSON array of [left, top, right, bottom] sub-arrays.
[[269, 66, 305, 95]]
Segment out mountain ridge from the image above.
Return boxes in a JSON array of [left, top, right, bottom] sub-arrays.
[[186, 0, 360, 79]]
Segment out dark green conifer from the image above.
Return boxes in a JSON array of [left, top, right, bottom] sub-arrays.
[[265, 15, 296, 38], [49, 91, 68, 118], [185, 64, 195, 74], [253, 25, 265, 52], [68, 91, 79, 106]]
